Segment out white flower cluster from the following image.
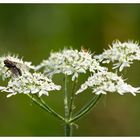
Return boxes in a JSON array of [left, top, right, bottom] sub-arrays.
[[95, 40, 140, 71], [0, 41, 140, 97], [36, 48, 106, 81], [0, 54, 35, 80], [76, 71, 140, 96], [0, 72, 61, 97]]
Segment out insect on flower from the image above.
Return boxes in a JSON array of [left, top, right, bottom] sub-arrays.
[[81, 46, 89, 52], [4, 59, 22, 77]]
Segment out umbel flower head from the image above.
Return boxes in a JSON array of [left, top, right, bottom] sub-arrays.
[[0, 72, 61, 97], [0, 40, 140, 98], [95, 40, 140, 71], [0, 54, 35, 80], [76, 71, 140, 96], [36, 48, 106, 81]]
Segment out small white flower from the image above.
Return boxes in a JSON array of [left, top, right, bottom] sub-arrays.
[[0, 72, 61, 97], [76, 71, 140, 96], [36, 48, 107, 80], [0, 54, 35, 80], [95, 40, 140, 71]]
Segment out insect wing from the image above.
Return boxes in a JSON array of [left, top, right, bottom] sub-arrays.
[[10, 67, 22, 77], [16, 63, 29, 72]]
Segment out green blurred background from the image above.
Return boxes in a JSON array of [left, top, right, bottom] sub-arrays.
[[0, 4, 140, 136]]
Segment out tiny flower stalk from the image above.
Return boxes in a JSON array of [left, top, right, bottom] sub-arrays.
[[0, 41, 140, 136]]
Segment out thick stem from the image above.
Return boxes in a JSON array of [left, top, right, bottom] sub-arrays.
[[70, 94, 102, 123], [64, 75, 69, 119], [64, 75, 72, 136], [65, 123, 72, 136], [27, 94, 64, 122], [69, 80, 77, 119], [67, 80, 77, 136]]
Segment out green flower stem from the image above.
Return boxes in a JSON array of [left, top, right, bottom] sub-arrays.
[[70, 94, 102, 123], [65, 123, 72, 136], [64, 75, 69, 119], [27, 94, 65, 122], [64, 75, 72, 136], [69, 80, 77, 119], [66, 80, 77, 136], [37, 95, 65, 121]]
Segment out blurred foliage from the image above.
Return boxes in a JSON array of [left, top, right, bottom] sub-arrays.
[[0, 4, 140, 136]]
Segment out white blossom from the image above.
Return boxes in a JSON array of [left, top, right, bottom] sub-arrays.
[[0, 54, 35, 80], [76, 71, 140, 96], [36, 48, 107, 80], [0, 72, 61, 97], [95, 40, 140, 71]]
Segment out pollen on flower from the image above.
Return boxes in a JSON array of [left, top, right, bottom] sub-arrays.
[[94, 40, 140, 71]]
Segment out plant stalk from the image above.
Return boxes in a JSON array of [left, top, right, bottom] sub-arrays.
[[70, 94, 102, 123], [64, 75, 72, 136], [65, 122, 72, 136], [27, 94, 64, 122], [69, 80, 77, 119]]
